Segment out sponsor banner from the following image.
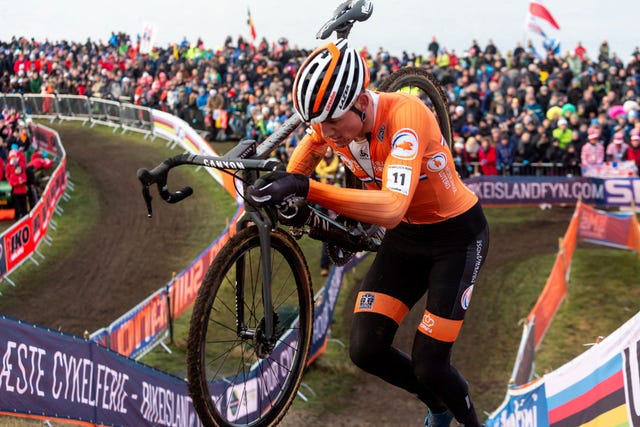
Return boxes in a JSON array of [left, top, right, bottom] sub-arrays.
[[106, 288, 169, 358], [308, 266, 345, 364], [169, 232, 227, 321], [47, 158, 68, 203], [151, 111, 176, 140], [3, 219, 34, 272], [489, 314, 640, 427], [151, 110, 214, 156], [464, 176, 640, 207], [29, 200, 47, 249], [581, 160, 638, 178], [465, 176, 596, 205], [0, 315, 202, 427], [544, 311, 640, 427], [577, 203, 639, 249], [206, 328, 302, 425], [486, 379, 550, 427], [29, 123, 60, 156], [601, 177, 640, 206]]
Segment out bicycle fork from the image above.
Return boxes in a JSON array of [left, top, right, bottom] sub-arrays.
[[236, 207, 277, 358]]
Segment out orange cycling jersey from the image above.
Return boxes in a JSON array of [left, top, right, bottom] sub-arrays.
[[287, 90, 478, 228]]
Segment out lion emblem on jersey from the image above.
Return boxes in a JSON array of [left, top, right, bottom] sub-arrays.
[[427, 153, 447, 172], [391, 128, 419, 160]]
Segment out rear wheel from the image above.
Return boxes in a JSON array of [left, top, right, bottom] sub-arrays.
[[187, 226, 314, 427], [377, 67, 453, 149]]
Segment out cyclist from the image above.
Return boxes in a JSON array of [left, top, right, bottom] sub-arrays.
[[247, 39, 489, 427]]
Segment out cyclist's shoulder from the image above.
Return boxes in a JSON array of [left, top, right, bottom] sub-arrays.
[[376, 91, 434, 122], [374, 92, 439, 140]]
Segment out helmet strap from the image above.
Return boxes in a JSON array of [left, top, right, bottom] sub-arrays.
[[350, 105, 366, 122]]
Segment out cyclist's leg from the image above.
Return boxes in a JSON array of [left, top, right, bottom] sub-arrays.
[[412, 222, 489, 427], [348, 227, 447, 412]]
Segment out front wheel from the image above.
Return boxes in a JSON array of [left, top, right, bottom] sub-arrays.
[[187, 226, 314, 427], [377, 66, 453, 149]]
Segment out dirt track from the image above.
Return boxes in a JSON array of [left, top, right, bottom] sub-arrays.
[[0, 124, 574, 426], [0, 124, 219, 335]]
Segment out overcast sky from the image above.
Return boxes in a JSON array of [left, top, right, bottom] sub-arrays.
[[1, 0, 638, 61]]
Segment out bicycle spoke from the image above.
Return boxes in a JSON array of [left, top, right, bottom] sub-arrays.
[[188, 227, 313, 427]]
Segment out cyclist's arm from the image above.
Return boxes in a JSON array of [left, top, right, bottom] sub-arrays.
[[286, 129, 328, 176], [307, 182, 409, 229], [306, 101, 439, 229]]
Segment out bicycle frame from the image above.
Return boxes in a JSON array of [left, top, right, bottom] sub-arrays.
[[138, 111, 385, 345], [138, 0, 379, 359]]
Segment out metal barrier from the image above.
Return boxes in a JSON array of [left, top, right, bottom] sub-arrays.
[[120, 103, 153, 135], [2, 94, 25, 113], [56, 95, 91, 124], [22, 94, 58, 121], [2, 93, 153, 136], [89, 97, 122, 130]]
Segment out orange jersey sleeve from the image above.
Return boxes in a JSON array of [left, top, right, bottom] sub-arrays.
[[286, 130, 328, 176]]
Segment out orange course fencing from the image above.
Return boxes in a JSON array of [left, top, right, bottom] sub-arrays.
[[511, 200, 640, 386]]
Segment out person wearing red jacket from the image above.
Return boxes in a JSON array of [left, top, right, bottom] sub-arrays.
[[627, 129, 640, 172], [478, 137, 498, 175], [6, 152, 29, 219], [26, 150, 54, 207], [27, 151, 53, 170]]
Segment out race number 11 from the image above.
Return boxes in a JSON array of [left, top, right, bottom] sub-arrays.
[[386, 165, 412, 195]]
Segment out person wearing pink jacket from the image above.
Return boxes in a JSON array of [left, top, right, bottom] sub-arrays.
[[581, 126, 605, 166]]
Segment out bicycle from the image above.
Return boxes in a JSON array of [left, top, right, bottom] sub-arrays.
[[137, 2, 453, 426]]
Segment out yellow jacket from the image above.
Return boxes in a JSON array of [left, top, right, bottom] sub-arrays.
[[314, 155, 340, 184]]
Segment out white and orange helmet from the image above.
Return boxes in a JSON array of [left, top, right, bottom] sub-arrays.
[[293, 39, 370, 124]]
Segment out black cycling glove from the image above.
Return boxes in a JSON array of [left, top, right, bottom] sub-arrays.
[[246, 171, 309, 206]]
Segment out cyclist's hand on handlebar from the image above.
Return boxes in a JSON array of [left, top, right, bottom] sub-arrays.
[[246, 171, 309, 207]]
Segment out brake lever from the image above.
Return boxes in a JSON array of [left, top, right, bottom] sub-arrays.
[[141, 185, 153, 218]]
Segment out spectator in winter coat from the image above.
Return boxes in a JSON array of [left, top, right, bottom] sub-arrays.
[[605, 132, 629, 162], [581, 127, 605, 166], [478, 137, 498, 175], [314, 146, 340, 184], [452, 139, 471, 178], [627, 130, 640, 171], [562, 144, 581, 176], [6, 151, 28, 218], [7, 147, 26, 169], [552, 118, 573, 150], [26, 151, 54, 208], [496, 133, 515, 174], [544, 138, 565, 164]]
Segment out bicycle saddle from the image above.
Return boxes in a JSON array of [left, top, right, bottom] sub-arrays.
[[316, 0, 374, 40]]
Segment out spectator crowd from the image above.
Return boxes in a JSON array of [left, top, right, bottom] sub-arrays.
[[1, 31, 640, 179], [0, 108, 53, 219]]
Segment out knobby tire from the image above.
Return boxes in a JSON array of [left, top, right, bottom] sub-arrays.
[[377, 66, 453, 149], [187, 226, 314, 427]]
